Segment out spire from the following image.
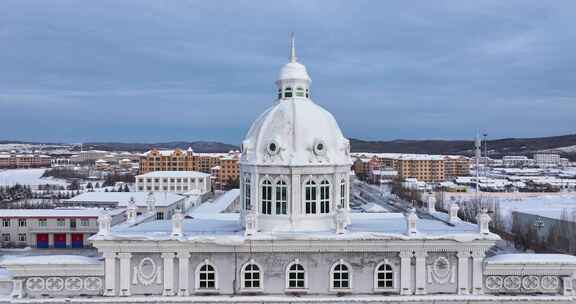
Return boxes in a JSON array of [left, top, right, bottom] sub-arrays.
[[290, 32, 297, 63]]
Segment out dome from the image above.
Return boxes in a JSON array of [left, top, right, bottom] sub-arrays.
[[241, 98, 351, 167], [277, 61, 310, 83]]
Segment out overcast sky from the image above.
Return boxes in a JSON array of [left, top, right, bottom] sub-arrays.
[[1, 0, 575, 144]]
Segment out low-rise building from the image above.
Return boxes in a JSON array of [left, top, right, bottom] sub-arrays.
[[502, 155, 534, 168], [135, 171, 211, 195], [534, 153, 562, 168], [0, 153, 51, 169], [0, 208, 124, 248], [61, 192, 185, 220]]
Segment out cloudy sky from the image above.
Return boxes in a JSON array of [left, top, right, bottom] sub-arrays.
[[1, 0, 575, 144]]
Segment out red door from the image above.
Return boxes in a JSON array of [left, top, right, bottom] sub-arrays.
[[36, 234, 49, 248], [54, 233, 66, 248], [71, 233, 84, 248]]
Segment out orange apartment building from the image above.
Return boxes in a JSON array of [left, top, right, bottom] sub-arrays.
[[0, 153, 52, 169], [139, 148, 240, 187]]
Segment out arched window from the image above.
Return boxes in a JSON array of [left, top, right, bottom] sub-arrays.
[[242, 263, 261, 289], [244, 177, 251, 210], [196, 261, 217, 290], [331, 261, 351, 289], [284, 87, 293, 98], [304, 180, 317, 214], [295, 87, 305, 97], [320, 180, 330, 214], [340, 179, 346, 208], [261, 179, 272, 215], [286, 262, 306, 289], [275, 180, 287, 215], [375, 263, 394, 289]]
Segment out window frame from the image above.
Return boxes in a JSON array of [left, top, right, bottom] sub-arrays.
[[330, 260, 352, 291], [285, 260, 307, 291], [373, 261, 396, 291], [261, 179, 272, 215], [195, 260, 218, 291], [304, 180, 317, 215], [319, 179, 330, 214], [240, 260, 263, 291], [275, 179, 288, 215]]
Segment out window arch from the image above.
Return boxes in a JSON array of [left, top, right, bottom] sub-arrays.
[[339, 179, 346, 208], [331, 260, 351, 289], [374, 262, 394, 289], [286, 260, 306, 289], [320, 179, 330, 214], [275, 180, 287, 215], [304, 180, 317, 214], [241, 261, 262, 290], [196, 260, 217, 290], [244, 177, 251, 210], [261, 179, 272, 215]]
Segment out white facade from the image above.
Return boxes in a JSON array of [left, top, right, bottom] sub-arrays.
[[534, 153, 561, 168], [136, 171, 210, 195]]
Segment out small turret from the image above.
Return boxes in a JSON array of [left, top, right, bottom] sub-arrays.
[[171, 210, 184, 237], [97, 212, 112, 236], [405, 208, 418, 236]]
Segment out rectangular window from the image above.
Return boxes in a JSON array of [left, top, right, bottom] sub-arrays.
[[320, 182, 330, 214], [340, 182, 346, 207], [18, 218, 26, 227], [261, 182, 272, 215], [18, 233, 26, 242], [156, 212, 164, 220], [38, 218, 47, 227], [57, 219, 65, 227], [2, 218, 10, 227], [305, 183, 317, 214], [244, 180, 251, 210], [80, 219, 89, 226], [275, 182, 287, 215], [1, 234, 9, 242]]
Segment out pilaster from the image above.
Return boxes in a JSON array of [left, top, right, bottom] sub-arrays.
[[162, 252, 175, 296], [399, 250, 412, 295], [177, 251, 191, 296], [471, 249, 485, 295], [414, 250, 427, 295], [118, 252, 132, 296], [456, 251, 471, 295], [103, 251, 117, 296]]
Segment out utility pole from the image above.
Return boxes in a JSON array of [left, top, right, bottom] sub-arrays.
[[483, 133, 488, 177]]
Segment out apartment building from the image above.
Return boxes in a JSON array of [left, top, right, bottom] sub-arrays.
[[443, 155, 471, 178], [139, 148, 240, 187], [0, 209, 124, 248], [136, 171, 211, 195], [0, 153, 51, 169]]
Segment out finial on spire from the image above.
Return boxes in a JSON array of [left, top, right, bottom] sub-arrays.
[[290, 32, 297, 62]]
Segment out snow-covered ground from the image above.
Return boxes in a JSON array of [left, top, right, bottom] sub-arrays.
[[0, 168, 68, 186]]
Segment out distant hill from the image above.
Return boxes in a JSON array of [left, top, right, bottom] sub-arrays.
[[80, 141, 239, 153], [350, 134, 576, 161]]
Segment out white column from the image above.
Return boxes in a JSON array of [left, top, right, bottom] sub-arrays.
[[103, 251, 117, 296], [471, 250, 485, 295], [177, 251, 191, 296], [414, 251, 427, 295], [162, 252, 175, 296], [291, 174, 301, 219], [457, 251, 470, 295], [118, 252, 132, 296], [399, 250, 412, 295]]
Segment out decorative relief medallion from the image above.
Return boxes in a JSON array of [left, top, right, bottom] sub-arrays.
[[84, 277, 103, 291], [522, 275, 540, 290], [65, 277, 83, 291], [133, 257, 162, 285], [45, 277, 64, 291], [540, 276, 559, 290], [485, 276, 503, 290], [26, 277, 44, 291], [428, 256, 456, 284], [503, 276, 521, 290]]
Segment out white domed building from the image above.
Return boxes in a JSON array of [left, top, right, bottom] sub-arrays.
[[240, 37, 352, 232], [2, 37, 576, 303]]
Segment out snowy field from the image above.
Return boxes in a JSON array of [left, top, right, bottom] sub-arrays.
[[0, 168, 68, 186]]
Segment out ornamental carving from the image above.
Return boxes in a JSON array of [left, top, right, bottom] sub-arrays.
[[485, 276, 503, 290], [503, 276, 521, 290], [84, 277, 103, 291], [541, 276, 559, 290], [522, 275, 539, 290], [427, 256, 455, 284], [26, 277, 44, 291], [45, 277, 64, 291], [65, 277, 83, 291], [132, 257, 162, 286]]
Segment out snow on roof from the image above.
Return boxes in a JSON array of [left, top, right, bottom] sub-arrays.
[[0, 208, 121, 218], [137, 171, 210, 178], [0, 255, 102, 266], [95, 212, 496, 244], [351, 152, 450, 161], [485, 254, 576, 265], [361, 203, 387, 213], [190, 189, 239, 214], [64, 192, 184, 207]]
